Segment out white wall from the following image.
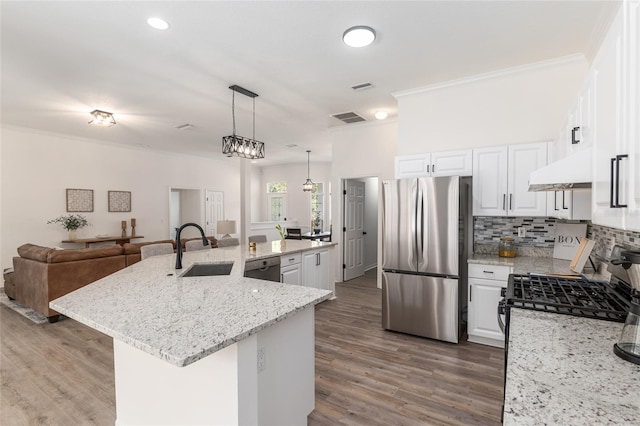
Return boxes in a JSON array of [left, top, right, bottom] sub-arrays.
[[1, 126, 241, 269], [257, 162, 332, 232], [396, 55, 590, 154], [330, 120, 397, 285]]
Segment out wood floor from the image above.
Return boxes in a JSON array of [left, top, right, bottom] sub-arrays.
[[1, 274, 504, 425]]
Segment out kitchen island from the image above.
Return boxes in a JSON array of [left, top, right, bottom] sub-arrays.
[[503, 309, 640, 425], [50, 239, 335, 425]]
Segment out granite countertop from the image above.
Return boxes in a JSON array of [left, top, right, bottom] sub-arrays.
[[468, 254, 610, 281], [503, 309, 640, 425], [50, 240, 335, 367]]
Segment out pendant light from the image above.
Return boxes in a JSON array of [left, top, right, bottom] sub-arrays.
[[222, 85, 265, 159], [302, 150, 314, 192]]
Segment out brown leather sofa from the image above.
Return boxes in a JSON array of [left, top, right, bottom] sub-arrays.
[[8, 236, 218, 322], [11, 244, 127, 322]]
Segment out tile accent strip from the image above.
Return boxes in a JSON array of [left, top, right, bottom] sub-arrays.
[[474, 216, 640, 258]]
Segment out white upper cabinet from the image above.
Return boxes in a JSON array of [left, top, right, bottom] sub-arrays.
[[591, 2, 640, 231], [395, 149, 472, 179], [626, 0, 640, 231], [395, 154, 429, 178], [473, 143, 547, 216], [472, 146, 509, 215]]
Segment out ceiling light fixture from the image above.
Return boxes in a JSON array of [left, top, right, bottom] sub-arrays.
[[222, 85, 265, 159], [343, 26, 376, 47], [88, 109, 116, 127], [375, 110, 388, 120], [147, 17, 169, 30], [302, 150, 314, 192]]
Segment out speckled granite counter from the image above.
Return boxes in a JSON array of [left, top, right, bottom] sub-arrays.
[[50, 239, 335, 367], [503, 309, 640, 425], [468, 254, 610, 281]]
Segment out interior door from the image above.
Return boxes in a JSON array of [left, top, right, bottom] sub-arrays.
[[205, 190, 224, 237], [343, 179, 366, 281]]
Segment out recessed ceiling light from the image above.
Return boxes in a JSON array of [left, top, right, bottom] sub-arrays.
[[147, 17, 169, 30], [375, 110, 388, 120], [343, 26, 376, 47]]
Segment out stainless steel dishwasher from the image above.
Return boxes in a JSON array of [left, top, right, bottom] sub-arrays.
[[244, 256, 281, 282]]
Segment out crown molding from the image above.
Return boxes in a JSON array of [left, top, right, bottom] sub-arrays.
[[393, 54, 587, 99]]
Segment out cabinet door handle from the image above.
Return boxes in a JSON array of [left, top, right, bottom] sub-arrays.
[[502, 194, 506, 211], [483, 270, 494, 274], [432, 164, 435, 173], [562, 191, 568, 210], [615, 154, 628, 208], [509, 194, 513, 211], [571, 126, 580, 144], [469, 285, 472, 302], [610, 157, 616, 208], [427, 164, 430, 173], [281, 273, 284, 282], [316, 253, 320, 266]]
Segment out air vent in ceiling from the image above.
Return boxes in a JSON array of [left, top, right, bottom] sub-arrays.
[[285, 144, 298, 148], [332, 111, 367, 124], [175, 123, 194, 130], [351, 82, 374, 91]]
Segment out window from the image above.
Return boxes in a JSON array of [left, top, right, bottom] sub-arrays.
[[311, 182, 324, 230], [267, 182, 287, 221]]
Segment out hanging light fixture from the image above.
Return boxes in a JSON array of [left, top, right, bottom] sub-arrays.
[[302, 150, 314, 192], [222, 85, 265, 159], [88, 109, 116, 127]]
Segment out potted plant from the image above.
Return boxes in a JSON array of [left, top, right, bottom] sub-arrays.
[[312, 214, 322, 235], [48, 214, 90, 240], [275, 224, 286, 246]]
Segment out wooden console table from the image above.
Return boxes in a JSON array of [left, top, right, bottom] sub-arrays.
[[62, 235, 144, 248]]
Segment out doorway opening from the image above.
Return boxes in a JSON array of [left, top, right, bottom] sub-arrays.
[[169, 188, 203, 239], [342, 177, 379, 282]]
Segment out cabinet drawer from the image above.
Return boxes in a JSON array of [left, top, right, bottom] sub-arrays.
[[281, 253, 301, 266], [468, 264, 512, 281]]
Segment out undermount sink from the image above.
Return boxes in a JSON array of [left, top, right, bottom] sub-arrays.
[[180, 262, 234, 277]]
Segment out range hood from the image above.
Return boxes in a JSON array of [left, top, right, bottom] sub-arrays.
[[528, 148, 592, 191]]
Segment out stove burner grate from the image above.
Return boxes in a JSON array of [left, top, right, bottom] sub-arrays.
[[506, 274, 631, 322]]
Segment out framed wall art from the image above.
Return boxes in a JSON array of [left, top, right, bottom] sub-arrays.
[[108, 190, 131, 212], [66, 188, 94, 212]]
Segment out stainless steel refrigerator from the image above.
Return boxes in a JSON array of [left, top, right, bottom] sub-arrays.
[[381, 176, 471, 343]]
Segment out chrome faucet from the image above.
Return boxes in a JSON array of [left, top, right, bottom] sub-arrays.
[[175, 222, 209, 269]]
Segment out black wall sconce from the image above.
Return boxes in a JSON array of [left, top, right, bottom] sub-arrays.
[[571, 126, 581, 144]]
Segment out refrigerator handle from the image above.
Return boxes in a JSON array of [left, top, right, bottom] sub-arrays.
[[415, 181, 424, 259]]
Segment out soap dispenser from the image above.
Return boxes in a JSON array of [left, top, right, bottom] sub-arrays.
[[614, 291, 640, 365]]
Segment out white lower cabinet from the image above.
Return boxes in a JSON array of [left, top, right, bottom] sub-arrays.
[[301, 248, 330, 290], [467, 263, 512, 348], [280, 253, 301, 285]]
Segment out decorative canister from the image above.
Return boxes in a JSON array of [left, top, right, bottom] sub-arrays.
[[499, 237, 516, 258]]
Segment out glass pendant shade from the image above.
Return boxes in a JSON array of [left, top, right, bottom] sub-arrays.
[[303, 150, 314, 192]]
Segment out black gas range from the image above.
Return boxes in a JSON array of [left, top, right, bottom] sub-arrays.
[[498, 273, 632, 329]]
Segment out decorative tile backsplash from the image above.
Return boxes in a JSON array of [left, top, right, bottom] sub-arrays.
[[474, 216, 640, 258]]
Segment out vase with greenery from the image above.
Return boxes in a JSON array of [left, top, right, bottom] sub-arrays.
[[275, 224, 286, 245], [48, 214, 90, 240]]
